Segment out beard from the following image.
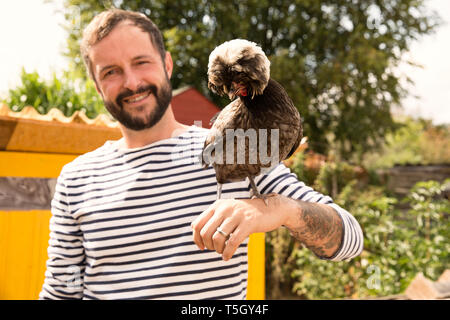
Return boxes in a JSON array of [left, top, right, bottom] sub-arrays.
[[104, 78, 172, 131]]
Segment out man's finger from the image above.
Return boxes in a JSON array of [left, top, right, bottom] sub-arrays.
[[199, 208, 226, 250], [212, 218, 236, 254], [191, 202, 217, 250], [222, 225, 249, 261]]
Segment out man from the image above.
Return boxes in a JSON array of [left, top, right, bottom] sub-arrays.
[[40, 9, 363, 300]]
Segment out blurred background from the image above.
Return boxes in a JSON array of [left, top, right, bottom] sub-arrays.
[[0, 0, 448, 300]]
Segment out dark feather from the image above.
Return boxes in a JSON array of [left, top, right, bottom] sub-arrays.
[[202, 39, 303, 200]]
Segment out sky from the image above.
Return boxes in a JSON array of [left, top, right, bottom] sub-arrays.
[[396, 0, 450, 124], [0, 0, 449, 124], [0, 1, 67, 91]]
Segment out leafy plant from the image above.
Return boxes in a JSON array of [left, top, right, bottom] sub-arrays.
[[298, 178, 448, 299], [363, 117, 450, 168], [313, 161, 368, 198], [2, 68, 105, 118], [266, 170, 450, 299], [265, 227, 299, 299], [419, 125, 450, 165]]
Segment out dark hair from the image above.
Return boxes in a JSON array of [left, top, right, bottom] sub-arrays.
[[80, 9, 166, 81]]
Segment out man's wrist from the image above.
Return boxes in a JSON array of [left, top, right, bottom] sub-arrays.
[[279, 198, 344, 258], [279, 195, 305, 231]]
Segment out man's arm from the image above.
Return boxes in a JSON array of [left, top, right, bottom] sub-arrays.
[[283, 200, 344, 259], [255, 163, 363, 261], [192, 163, 363, 262], [39, 171, 85, 300], [192, 194, 349, 261]]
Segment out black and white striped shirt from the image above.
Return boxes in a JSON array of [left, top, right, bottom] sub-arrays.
[[40, 125, 363, 300]]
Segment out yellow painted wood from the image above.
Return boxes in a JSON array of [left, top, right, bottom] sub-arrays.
[[0, 150, 266, 300], [0, 151, 77, 178], [0, 151, 73, 299], [246, 232, 265, 300], [1, 115, 121, 154], [0, 210, 267, 300], [0, 210, 52, 300]]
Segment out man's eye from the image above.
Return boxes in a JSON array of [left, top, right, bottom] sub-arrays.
[[103, 69, 116, 78], [137, 61, 149, 65]]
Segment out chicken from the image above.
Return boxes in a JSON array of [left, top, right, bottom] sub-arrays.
[[201, 39, 303, 204]]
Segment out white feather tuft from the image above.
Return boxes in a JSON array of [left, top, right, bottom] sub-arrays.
[[208, 39, 270, 78]]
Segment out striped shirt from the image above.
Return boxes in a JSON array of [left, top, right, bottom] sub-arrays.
[[39, 125, 363, 300]]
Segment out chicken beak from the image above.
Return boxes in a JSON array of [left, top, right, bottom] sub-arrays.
[[228, 82, 238, 100], [229, 82, 245, 100]]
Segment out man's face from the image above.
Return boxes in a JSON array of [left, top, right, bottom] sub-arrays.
[[90, 21, 173, 131]]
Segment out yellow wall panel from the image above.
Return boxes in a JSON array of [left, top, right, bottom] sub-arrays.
[[247, 232, 265, 300], [0, 210, 52, 300], [0, 151, 76, 178], [0, 150, 265, 300]]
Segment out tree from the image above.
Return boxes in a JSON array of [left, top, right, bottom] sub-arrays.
[[54, 0, 440, 160]]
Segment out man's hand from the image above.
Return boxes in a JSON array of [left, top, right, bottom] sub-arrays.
[[191, 194, 345, 261], [191, 194, 295, 261]]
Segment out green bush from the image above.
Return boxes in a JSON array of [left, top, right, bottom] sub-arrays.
[[266, 175, 450, 299], [313, 161, 366, 198], [363, 117, 450, 168], [2, 68, 105, 118], [265, 227, 298, 299], [288, 152, 311, 186]]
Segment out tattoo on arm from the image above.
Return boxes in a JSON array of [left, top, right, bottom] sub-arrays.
[[286, 200, 343, 259]]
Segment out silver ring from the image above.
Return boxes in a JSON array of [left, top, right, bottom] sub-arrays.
[[216, 226, 229, 238]]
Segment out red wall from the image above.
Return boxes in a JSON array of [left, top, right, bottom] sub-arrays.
[[171, 88, 220, 129]]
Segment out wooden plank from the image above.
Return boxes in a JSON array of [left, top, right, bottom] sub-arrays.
[[385, 165, 450, 196], [405, 272, 450, 300], [0, 210, 52, 299], [0, 177, 56, 211], [0, 115, 121, 154], [438, 269, 450, 282], [0, 119, 17, 150], [0, 151, 76, 178], [247, 232, 265, 300]]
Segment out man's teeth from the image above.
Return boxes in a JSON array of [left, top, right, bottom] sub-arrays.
[[124, 91, 150, 103]]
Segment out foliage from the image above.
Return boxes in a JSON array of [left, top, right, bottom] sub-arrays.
[[1, 68, 105, 118], [363, 117, 450, 168], [265, 227, 299, 299], [54, 0, 441, 159], [418, 123, 450, 165], [266, 166, 450, 299], [288, 152, 309, 186], [313, 161, 367, 198], [285, 149, 328, 188]]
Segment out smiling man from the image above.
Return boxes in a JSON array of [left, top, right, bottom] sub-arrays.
[[83, 11, 187, 147], [39, 9, 363, 300]]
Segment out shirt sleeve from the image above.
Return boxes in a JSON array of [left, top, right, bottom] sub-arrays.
[[254, 163, 364, 262], [39, 169, 85, 299]]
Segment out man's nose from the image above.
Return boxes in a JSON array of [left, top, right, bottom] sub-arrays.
[[123, 69, 140, 92]]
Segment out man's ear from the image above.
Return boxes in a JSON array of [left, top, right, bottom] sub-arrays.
[[164, 51, 173, 79]]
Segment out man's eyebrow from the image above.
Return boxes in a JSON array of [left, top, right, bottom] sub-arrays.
[[132, 55, 153, 61], [99, 64, 116, 75]]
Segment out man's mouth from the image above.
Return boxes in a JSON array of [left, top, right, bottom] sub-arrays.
[[123, 90, 152, 104]]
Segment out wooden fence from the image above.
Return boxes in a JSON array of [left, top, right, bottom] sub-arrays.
[[379, 164, 450, 196]]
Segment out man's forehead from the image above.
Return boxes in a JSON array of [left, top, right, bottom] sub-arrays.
[[93, 21, 154, 51], [89, 22, 158, 67]]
